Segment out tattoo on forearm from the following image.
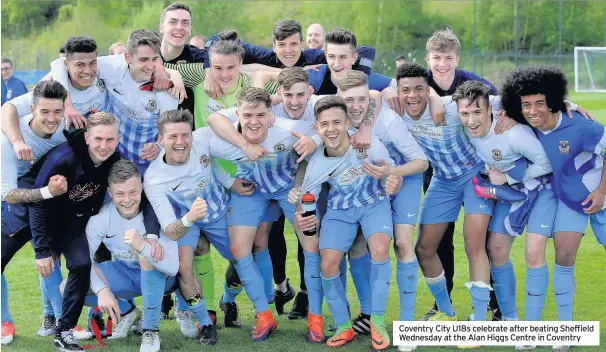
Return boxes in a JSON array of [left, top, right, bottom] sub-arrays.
[[6, 188, 44, 203], [362, 98, 377, 127], [168, 220, 189, 240]]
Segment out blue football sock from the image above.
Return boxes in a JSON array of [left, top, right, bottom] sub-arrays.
[[186, 295, 212, 326], [175, 292, 188, 311], [41, 259, 64, 318], [303, 251, 323, 315], [554, 264, 575, 321], [234, 253, 269, 313], [253, 249, 274, 304], [1, 274, 13, 324], [339, 256, 348, 292], [321, 271, 349, 326], [40, 274, 54, 316], [525, 265, 548, 321], [491, 260, 518, 320], [469, 283, 490, 321], [142, 269, 165, 331], [87, 307, 94, 320], [425, 273, 455, 317], [370, 257, 391, 316], [349, 253, 372, 315], [397, 260, 418, 321], [222, 280, 240, 304]]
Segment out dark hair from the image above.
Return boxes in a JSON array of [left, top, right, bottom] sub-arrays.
[[157, 109, 194, 134], [108, 159, 141, 185], [395, 55, 406, 61], [1, 57, 13, 67], [395, 62, 428, 83], [452, 81, 491, 109], [59, 45, 66, 54], [501, 65, 568, 125], [64, 36, 97, 58], [210, 31, 245, 61], [272, 19, 303, 42], [325, 28, 357, 49], [236, 87, 272, 109], [160, 3, 191, 23], [314, 95, 348, 120], [127, 29, 161, 55], [32, 80, 68, 106]]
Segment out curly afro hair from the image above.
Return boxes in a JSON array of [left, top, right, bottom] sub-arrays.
[[501, 65, 568, 126]]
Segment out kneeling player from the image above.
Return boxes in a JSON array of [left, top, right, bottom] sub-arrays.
[[295, 96, 401, 350], [84, 160, 178, 352], [502, 66, 606, 352]]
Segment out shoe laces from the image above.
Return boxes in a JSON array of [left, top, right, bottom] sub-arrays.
[[43, 315, 55, 329], [142, 331, 157, 344], [61, 330, 79, 345]]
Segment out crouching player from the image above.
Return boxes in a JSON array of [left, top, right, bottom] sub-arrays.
[[502, 66, 606, 352], [293, 96, 402, 350], [84, 160, 179, 352], [453, 82, 556, 341]]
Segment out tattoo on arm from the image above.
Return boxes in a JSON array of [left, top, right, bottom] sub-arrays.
[[362, 98, 377, 127], [5, 188, 44, 204], [166, 219, 189, 240]]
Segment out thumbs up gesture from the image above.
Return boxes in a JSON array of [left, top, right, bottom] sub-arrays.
[[292, 131, 317, 163], [363, 158, 392, 180]]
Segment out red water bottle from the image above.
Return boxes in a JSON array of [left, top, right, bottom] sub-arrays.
[[301, 193, 317, 236]]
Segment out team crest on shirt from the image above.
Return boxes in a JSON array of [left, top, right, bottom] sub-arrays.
[[492, 149, 503, 161], [274, 142, 286, 152], [559, 141, 570, 154], [145, 99, 158, 112], [200, 154, 210, 168], [226, 205, 232, 219], [356, 148, 368, 160], [96, 79, 106, 92]]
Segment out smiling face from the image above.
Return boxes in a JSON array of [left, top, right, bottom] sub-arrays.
[[159, 122, 193, 165], [426, 50, 459, 82], [338, 85, 369, 128], [160, 9, 192, 48], [237, 102, 271, 144], [85, 123, 119, 164], [457, 97, 492, 138], [326, 43, 358, 81], [279, 82, 312, 120], [65, 52, 97, 90], [109, 176, 142, 219], [520, 93, 559, 131], [125, 45, 161, 83], [209, 53, 241, 91], [315, 107, 350, 150], [31, 97, 64, 137], [273, 33, 303, 67], [397, 76, 430, 118], [306, 24, 324, 49]]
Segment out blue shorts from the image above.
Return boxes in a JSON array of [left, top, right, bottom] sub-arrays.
[[228, 188, 295, 228], [263, 201, 282, 223], [489, 188, 557, 238], [95, 260, 177, 299], [179, 213, 233, 260], [391, 173, 423, 225], [553, 199, 606, 245], [319, 200, 393, 253], [420, 166, 495, 225]]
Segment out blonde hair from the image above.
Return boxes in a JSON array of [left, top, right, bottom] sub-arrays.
[[426, 28, 461, 55], [277, 67, 309, 90], [86, 112, 119, 130], [236, 87, 272, 108], [337, 70, 368, 92]]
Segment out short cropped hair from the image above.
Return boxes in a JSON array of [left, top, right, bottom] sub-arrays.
[[501, 65, 568, 125], [325, 28, 357, 49], [109, 42, 126, 55], [108, 159, 141, 185], [32, 80, 68, 106], [59, 45, 66, 55], [273, 20, 303, 42], [452, 81, 492, 108], [157, 109, 194, 134], [1, 58, 13, 67], [337, 70, 367, 92], [64, 36, 97, 58], [277, 67, 309, 90], [160, 3, 191, 23], [236, 87, 272, 109], [127, 29, 161, 55], [426, 28, 461, 55], [210, 31, 245, 61], [395, 63, 429, 84], [86, 112, 119, 131], [395, 55, 406, 61], [314, 95, 348, 120]]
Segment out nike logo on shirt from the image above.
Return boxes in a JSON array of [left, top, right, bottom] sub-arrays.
[[172, 181, 183, 192], [105, 234, 116, 239]]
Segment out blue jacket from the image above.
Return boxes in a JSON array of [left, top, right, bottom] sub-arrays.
[[1, 76, 28, 106], [307, 65, 393, 93]]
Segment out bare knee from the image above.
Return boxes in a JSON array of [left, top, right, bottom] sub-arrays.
[[195, 235, 210, 256]]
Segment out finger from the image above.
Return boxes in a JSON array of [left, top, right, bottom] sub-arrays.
[[109, 305, 120, 324], [291, 131, 304, 139], [566, 108, 573, 118], [587, 112, 595, 121], [75, 117, 85, 129], [297, 151, 308, 163]]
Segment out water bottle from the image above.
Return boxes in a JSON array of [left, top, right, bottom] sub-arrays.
[[301, 192, 317, 236]]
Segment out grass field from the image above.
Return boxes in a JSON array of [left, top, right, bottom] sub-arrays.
[[3, 93, 606, 352]]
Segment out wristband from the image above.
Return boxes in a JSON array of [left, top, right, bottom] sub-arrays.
[[144, 234, 159, 240], [181, 215, 193, 228], [40, 186, 54, 200]]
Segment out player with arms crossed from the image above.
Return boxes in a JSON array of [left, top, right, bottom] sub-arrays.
[[501, 66, 606, 352], [292, 95, 402, 349], [84, 160, 178, 352]]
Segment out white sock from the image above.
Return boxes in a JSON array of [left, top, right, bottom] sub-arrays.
[[275, 279, 289, 293]]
